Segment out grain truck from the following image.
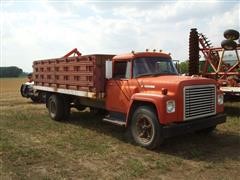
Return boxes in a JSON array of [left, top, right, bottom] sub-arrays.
[[27, 48, 226, 149]]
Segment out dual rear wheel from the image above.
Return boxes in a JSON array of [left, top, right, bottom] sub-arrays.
[[48, 94, 70, 121]]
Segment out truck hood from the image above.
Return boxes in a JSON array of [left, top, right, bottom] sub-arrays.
[[137, 75, 217, 94]]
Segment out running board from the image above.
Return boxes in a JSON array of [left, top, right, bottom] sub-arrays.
[[102, 118, 126, 126]]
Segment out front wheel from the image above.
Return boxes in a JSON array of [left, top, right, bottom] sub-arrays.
[[130, 106, 163, 149]]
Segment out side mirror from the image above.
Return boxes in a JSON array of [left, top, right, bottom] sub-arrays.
[[105, 60, 112, 79]]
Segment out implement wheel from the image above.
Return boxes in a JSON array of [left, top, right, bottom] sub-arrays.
[[221, 39, 237, 50], [224, 29, 239, 40]]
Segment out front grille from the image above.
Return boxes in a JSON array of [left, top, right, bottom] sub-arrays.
[[184, 85, 216, 120]]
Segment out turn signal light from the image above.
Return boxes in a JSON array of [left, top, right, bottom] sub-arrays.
[[162, 88, 168, 95]]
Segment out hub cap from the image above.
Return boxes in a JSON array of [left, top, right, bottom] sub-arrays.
[[135, 116, 154, 144]]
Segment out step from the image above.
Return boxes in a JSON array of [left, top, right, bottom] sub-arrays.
[[102, 118, 126, 126]]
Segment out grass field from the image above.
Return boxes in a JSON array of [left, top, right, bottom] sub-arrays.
[[0, 78, 240, 179]]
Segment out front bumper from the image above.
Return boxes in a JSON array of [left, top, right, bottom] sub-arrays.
[[162, 113, 226, 138]]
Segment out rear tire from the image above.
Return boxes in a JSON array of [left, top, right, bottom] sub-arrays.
[[130, 106, 163, 149], [48, 94, 70, 121], [62, 96, 70, 119]]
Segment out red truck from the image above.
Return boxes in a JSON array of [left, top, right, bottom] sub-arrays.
[[23, 49, 226, 149]]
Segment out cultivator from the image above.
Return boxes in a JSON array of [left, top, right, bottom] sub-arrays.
[[189, 28, 240, 95]]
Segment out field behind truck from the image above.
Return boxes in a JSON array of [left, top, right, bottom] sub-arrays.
[[0, 77, 240, 179]]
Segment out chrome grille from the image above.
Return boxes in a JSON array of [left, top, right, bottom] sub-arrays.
[[184, 85, 216, 120]]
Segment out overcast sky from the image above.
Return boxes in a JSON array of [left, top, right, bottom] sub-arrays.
[[1, 0, 239, 72]]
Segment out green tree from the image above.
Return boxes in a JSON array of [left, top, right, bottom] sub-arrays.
[[0, 66, 23, 77], [179, 61, 189, 74]]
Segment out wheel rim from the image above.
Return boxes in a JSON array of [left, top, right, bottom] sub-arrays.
[[135, 115, 154, 145], [49, 101, 56, 117]]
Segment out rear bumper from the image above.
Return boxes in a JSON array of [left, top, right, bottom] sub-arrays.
[[162, 113, 226, 138]]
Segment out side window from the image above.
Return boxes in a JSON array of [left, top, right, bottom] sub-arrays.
[[113, 61, 131, 79], [125, 61, 131, 79]]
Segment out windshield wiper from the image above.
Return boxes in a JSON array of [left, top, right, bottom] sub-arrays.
[[136, 72, 178, 78], [135, 73, 154, 78], [152, 72, 178, 76]]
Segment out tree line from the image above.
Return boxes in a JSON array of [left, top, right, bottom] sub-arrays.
[[0, 66, 27, 77], [178, 61, 189, 74]]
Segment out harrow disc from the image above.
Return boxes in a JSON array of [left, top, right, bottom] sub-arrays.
[[189, 28, 199, 75]]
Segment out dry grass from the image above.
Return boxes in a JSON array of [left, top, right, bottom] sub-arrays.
[[0, 77, 240, 179]]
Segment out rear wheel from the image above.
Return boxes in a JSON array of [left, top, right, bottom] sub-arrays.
[[48, 94, 70, 121], [62, 96, 70, 119], [131, 106, 163, 149]]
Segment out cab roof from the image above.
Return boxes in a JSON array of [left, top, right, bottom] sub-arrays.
[[113, 52, 172, 61]]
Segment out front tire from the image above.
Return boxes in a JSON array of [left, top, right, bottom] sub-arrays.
[[131, 106, 163, 149]]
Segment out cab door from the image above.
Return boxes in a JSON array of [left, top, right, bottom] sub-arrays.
[[105, 60, 131, 113]]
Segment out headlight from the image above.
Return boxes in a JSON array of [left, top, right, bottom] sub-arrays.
[[166, 100, 175, 113], [218, 94, 224, 105]]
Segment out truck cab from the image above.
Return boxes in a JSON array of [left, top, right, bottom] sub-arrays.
[[106, 52, 178, 114]]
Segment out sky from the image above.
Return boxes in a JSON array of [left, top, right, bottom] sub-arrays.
[[0, 0, 239, 72]]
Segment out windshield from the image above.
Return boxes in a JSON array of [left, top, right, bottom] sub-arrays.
[[133, 57, 178, 78]]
